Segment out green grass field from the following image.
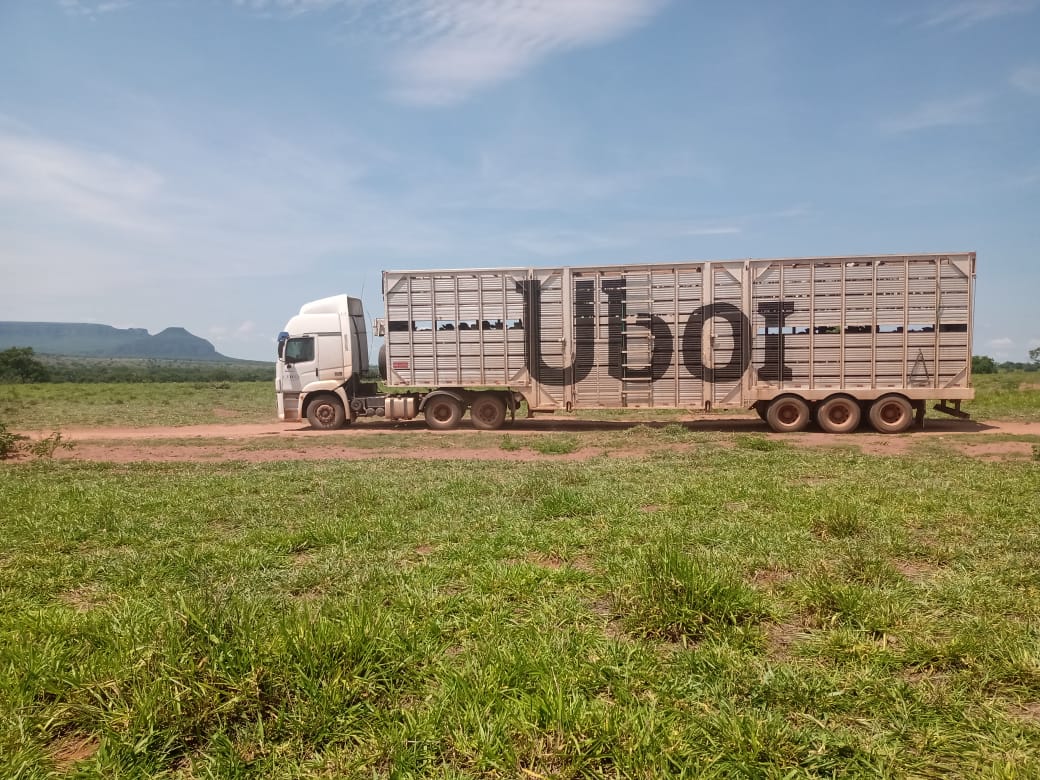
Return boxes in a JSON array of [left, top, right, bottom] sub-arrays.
[[0, 381, 274, 429], [1, 372, 1038, 776], [2, 446, 1039, 777], [964, 372, 1040, 421]]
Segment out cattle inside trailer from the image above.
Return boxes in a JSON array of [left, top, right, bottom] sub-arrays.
[[275, 253, 974, 434]]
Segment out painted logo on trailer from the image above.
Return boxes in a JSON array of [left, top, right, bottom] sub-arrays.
[[392, 361, 410, 370], [515, 278, 793, 387]]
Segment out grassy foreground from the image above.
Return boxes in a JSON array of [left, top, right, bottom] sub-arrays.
[[2, 448, 1039, 777]]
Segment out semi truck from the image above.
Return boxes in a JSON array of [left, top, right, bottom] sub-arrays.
[[276, 252, 975, 434]]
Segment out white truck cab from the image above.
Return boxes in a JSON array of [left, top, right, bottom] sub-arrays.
[[276, 295, 370, 425]]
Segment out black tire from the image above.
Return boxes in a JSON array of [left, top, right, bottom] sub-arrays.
[[470, 393, 507, 430], [765, 395, 811, 433], [306, 393, 346, 430], [868, 395, 913, 434], [816, 395, 861, 434], [378, 344, 387, 381], [424, 395, 463, 431], [754, 402, 769, 421]]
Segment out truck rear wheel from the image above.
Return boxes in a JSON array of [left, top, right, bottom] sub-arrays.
[[816, 395, 861, 434], [868, 395, 913, 434], [424, 395, 463, 431], [765, 395, 811, 433], [306, 393, 346, 430], [470, 393, 507, 430]]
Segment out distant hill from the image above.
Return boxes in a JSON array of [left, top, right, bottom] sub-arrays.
[[0, 322, 237, 362]]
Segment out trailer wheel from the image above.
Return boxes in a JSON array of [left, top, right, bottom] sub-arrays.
[[754, 402, 769, 421], [305, 393, 346, 430], [765, 395, 811, 433], [470, 393, 507, 430], [424, 395, 463, 431], [816, 395, 861, 434], [868, 395, 913, 434]]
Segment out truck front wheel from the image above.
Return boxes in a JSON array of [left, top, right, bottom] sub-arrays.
[[424, 395, 463, 431], [306, 394, 347, 430], [470, 393, 507, 430]]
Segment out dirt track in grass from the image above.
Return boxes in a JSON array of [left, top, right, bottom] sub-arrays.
[[14, 414, 1040, 464]]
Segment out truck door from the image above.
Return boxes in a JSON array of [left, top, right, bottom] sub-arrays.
[[279, 335, 316, 394]]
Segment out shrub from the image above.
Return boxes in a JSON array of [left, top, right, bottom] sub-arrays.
[[0, 422, 73, 459], [0, 347, 50, 383], [0, 421, 26, 459]]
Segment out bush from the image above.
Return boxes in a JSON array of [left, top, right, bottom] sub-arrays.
[[972, 355, 997, 375], [0, 421, 27, 459], [0, 421, 73, 459], [0, 347, 50, 383]]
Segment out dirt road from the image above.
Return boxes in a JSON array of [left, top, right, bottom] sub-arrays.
[[17, 415, 1040, 464]]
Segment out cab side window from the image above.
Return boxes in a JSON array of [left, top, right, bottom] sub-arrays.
[[283, 337, 314, 363]]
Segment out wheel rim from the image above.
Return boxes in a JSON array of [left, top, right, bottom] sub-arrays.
[[778, 404, 800, 425], [827, 405, 850, 425], [433, 403, 452, 422], [475, 403, 496, 423], [880, 403, 904, 424], [315, 404, 335, 425]]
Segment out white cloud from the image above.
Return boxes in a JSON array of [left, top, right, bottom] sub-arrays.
[[1011, 64, 1040, 95], [0, 127, 164, 232], [209, 320, 257, 340], [59, 0, 133, 16], [679, 225, 741, 236], [986, 336, 1016, 361], [508, 217, 750, 257], [231, 0, 347, 16], [238, 0, 666, 105], [510, 228, 627, 256], [921, 0, 1038, 28], [880, 95, 988, 133], [388, 0, 665, 105], [769, 205, 812, 219]]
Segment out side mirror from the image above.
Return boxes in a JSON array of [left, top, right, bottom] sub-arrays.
[[373, 318, 386, 337]]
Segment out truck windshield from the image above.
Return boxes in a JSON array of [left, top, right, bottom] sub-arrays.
[[281, 337, 314, 363]]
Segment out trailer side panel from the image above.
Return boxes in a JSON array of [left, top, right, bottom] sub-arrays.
[[383, 253, 975, 409]]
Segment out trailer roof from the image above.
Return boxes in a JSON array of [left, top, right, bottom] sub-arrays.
[[383, 252, 976, 277]]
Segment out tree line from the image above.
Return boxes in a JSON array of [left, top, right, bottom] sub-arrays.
[[0, 347, 273, 383], [972, 349, 1040, 374]]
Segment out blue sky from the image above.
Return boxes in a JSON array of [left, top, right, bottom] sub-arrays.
[[1, 0, 1038, 362]]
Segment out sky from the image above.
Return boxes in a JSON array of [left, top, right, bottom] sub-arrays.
[[1, 0, 1038, 363]]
